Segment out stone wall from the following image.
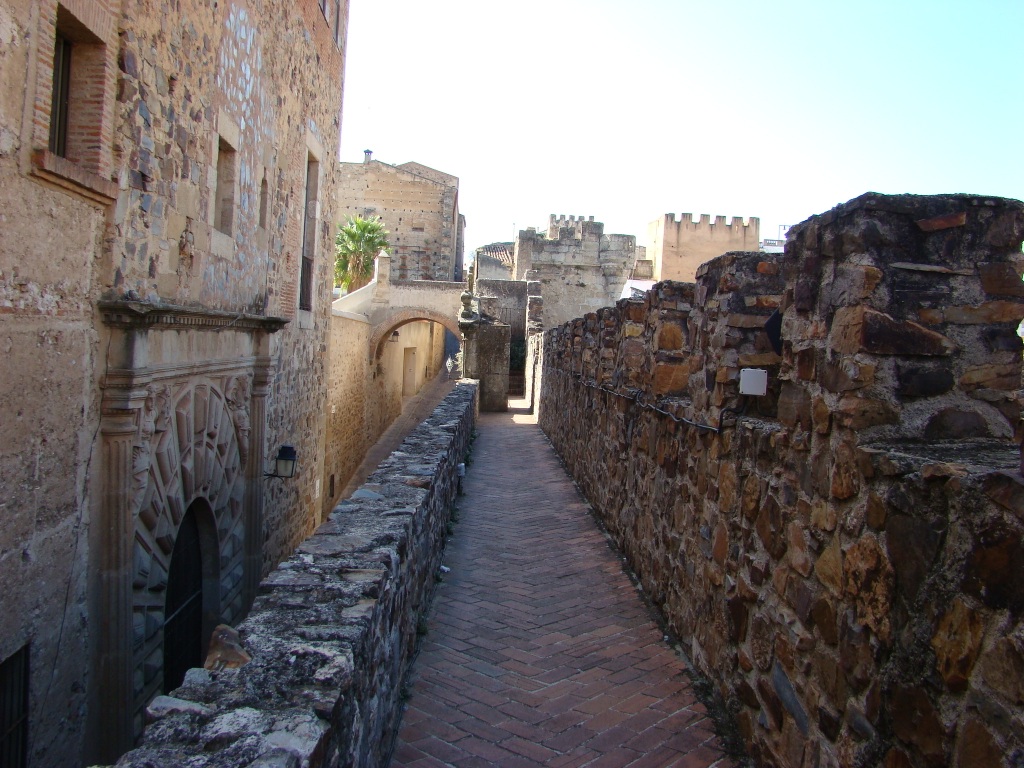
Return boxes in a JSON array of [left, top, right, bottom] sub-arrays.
[[322, 313, 446, 518], [113, 382, 479, 768], [514, 215, 639, 328], [0, 0, 348, 763], [477, 278, 528, 342], [539, 194, 1024, 768], [337, 157, 462, 281], [648, 212, 761, 283], [464, 322, 511, 412]]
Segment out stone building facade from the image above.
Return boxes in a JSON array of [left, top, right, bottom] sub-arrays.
[[513, 215, 640, 329], [648, 212, 760, 282], [540, 194, 1024, 768], [337, 154, 465, 282], [0, 0, 347, 764]]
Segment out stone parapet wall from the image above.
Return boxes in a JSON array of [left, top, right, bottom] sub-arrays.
[[539, 194, 1024, 768], [114, 382, 478, 768]]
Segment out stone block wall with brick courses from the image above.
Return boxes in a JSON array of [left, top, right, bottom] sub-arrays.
[[538, 193, 1024, 768], [337, 159, 462, 281], [112, 382, 478, 768]]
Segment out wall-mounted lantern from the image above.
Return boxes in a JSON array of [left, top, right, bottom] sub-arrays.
[[265, 445, 297, 479], [389, 330, 400, 342]]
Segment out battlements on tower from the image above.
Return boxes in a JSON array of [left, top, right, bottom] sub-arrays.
[[648, 212, 761, 282], [663, 213, 759, 231], [547, 214, 603, 240]]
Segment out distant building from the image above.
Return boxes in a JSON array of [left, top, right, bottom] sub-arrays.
[[648, 213, 760, 282], [513, 215, 640, 329], [337, 153, 465, 281], [760, 225, 792, 253], [474, 242, 515, 281]]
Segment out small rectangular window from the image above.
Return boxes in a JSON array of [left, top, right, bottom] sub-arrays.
[[214, 137, 237, 235], [258, 175, 269, 229], [0, 644, 29, 768], [299, 153, 320, 312], [49, 34, 72, 156]]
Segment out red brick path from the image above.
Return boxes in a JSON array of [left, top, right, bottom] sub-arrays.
[[389, 406, 735, 768]]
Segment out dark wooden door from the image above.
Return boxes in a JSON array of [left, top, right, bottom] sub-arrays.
[[163, 509, 204, 693]]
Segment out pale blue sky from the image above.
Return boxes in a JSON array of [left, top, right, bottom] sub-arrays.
[[339, 0, 1023, 254]]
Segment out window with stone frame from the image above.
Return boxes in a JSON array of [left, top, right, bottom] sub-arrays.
[[214, 136, 238, 235]]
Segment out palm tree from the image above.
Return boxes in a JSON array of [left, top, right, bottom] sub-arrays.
[[335, 215, 390, 291]]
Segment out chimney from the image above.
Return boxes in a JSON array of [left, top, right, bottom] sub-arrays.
[[363, 149, 372, 163]]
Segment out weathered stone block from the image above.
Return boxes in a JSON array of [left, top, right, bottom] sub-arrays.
[[930, 597, 984, 692], [834, 396, 899, 430], [843, 534, 894, 642], [831, 306, 955, 356], [941, 301, 1024, 325], [652, 362, 687, 396], [924, 408, 990, 439], [657, 322, 684, 350], [885, 513, 942, 605], [897, 364, 955, 398], [980, 636, 1024, 704], [891, 686, 948, 766], [771, 661, 809, 736], [979, 262, 1024, 297], [787, 522, 812, 577], [954, 717, 1004, 768], [982, 471, 1024, 521], [810, 594, 838, 646], [959, 361, 1019, 391], [815, 536, 844, 596], [756, 495, 787, 560], [778, 383, 812, 429], [821, 357, 875, 392], [962, 517, 1024, 613]]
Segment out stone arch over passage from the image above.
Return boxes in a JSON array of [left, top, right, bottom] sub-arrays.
[[369, 308, 462, 362]]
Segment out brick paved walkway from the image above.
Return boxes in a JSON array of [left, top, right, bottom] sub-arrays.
[[390, 404, 734, 768]]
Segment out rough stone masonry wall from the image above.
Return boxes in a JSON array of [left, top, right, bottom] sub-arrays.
[[114, 382, 478, 768], [514, 216, 638, 328], [539, 194, 1024, 768]]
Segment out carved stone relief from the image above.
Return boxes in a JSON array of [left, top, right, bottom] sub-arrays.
[[130, 378, 246, 711]]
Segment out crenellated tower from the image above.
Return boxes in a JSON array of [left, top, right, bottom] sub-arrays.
[[648, 212, 760, 282]]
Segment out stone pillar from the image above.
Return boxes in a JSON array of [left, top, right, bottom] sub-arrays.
[[243, 355, 272, 608], [92, 410, 140, 761], [372, 252, 391, 305]]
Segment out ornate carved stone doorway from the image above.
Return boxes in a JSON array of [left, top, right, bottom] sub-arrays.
[[95, 301, 286, 758]]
